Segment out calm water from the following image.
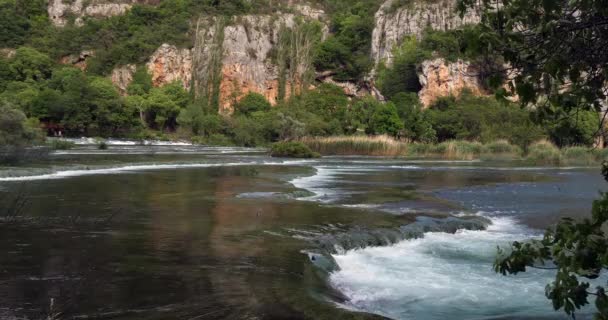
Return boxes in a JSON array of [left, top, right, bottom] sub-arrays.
[[0, 141, 605, 320]]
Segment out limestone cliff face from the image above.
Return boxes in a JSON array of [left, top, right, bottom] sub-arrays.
[[193, 9, 328, 113], [147, 44, 193, 89], [48, 0, 156, 26], [417, 58, 484, 107], [110, 5, 328, 112], [110, 64, 136, 94], [371, 0, 481, 67]]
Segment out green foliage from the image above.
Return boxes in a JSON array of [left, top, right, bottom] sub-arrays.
[[127, 66, 153, 95], [235, 92, 271, 115], [0, 101, 43, 147], [9, 47, 53, 81], [313, 1, 378, 80], [543, 110, 600, 147], [458, 0, 608, 114], [426, 92, 546, 150], [367, 101, 403, 137], [228, 115, 266, 147], [270, 141, 320, 158], [391, 92, 436, 143], [97, 140, 108, 150], [48, 139, 75, 150], [376, 37, 426, 100], [0, 0, 48, 47], [494, 163, 608, 319]]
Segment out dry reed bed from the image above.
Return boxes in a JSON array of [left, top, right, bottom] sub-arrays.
[[300, 136, 608, 165]]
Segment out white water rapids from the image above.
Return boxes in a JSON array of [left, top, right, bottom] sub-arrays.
[[329, 217, 565, 320]]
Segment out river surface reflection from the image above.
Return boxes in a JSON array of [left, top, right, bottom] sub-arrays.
[[0, 143, 604, 319]]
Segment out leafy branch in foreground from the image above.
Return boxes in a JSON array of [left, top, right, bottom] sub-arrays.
[[457, 0, 608, 116], [495, 162, 608, 318]]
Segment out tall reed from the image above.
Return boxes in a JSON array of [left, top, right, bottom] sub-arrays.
[[300, 135, 408, 156]]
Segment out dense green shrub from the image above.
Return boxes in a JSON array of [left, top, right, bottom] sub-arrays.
[[235, 92, 271, 115], [312, 1, 378, 80], [270, 141, 320, 158], [544, 109, 600, 147], [426, 92, 546, 150], [391, 92, 436, 142], [0, 102, 44, 147], [376, 37, 427, 100], [367, 102, 403, 137]]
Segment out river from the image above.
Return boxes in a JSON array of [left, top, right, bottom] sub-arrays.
[[0, 141, 604, 319]]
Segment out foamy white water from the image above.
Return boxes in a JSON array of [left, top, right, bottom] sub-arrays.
[[0, 159, 316, 181], [52, 137, 193, 146], [329, 217, 570, 320]]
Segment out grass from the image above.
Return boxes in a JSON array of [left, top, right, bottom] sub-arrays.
[[408, 140, 484, 160], [48, 139, 75, 150], [300, 135, 607, 166], [300, 135, 408, 156]]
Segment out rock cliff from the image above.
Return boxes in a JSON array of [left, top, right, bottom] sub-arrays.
[[371, 0, 481, 67], [110, 64, 136, 94], [48, 0, 157, 26], [111, 5, 328, 112], [369, 0, 486, 106], [147, 44, 192, 89], [417, 58, 485, 107]]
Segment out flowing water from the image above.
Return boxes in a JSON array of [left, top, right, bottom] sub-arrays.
[[0, 141, 605, 319]]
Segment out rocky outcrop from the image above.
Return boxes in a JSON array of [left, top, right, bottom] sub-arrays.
[[0, 48, 16, 59], [146, 44, 192, 89], [417, 58, 485, 107], [193, 5, 327, 113], [110, 64, 136, 94], [108, 5, 327, 112], [316, 71, 384, 100], [59, 50, 94, 70], [48, 0, 156, 26], [371, 0, 481, 67]]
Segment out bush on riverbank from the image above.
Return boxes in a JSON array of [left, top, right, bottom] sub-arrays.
[[270, 141, 320, 158]]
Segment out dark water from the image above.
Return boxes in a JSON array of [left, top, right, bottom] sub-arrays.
[[0, 142, 605, 320]]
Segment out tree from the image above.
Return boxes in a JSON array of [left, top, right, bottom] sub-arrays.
[[391, 92, 436, 143], [455, 0, 608, 317], [367, 101, 403, 137], [143, 87, 181, 130], [9, 47, 53, 81], [457, 0, 608, 114], [376, 37, 427, 100], [546, 110, 600, 147], [234, 92, 271, 115], [88, 77, 134, 136], [0, 101, 43, 147], [495, 163, 608, 319]]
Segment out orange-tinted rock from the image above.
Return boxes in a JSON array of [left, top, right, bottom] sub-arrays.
[[146, 44, 192, 89], [417, 58, 486, 107], [59, 50, 94, 71]]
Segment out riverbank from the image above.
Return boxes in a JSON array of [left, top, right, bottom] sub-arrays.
[[300, 136, 608, 166]]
